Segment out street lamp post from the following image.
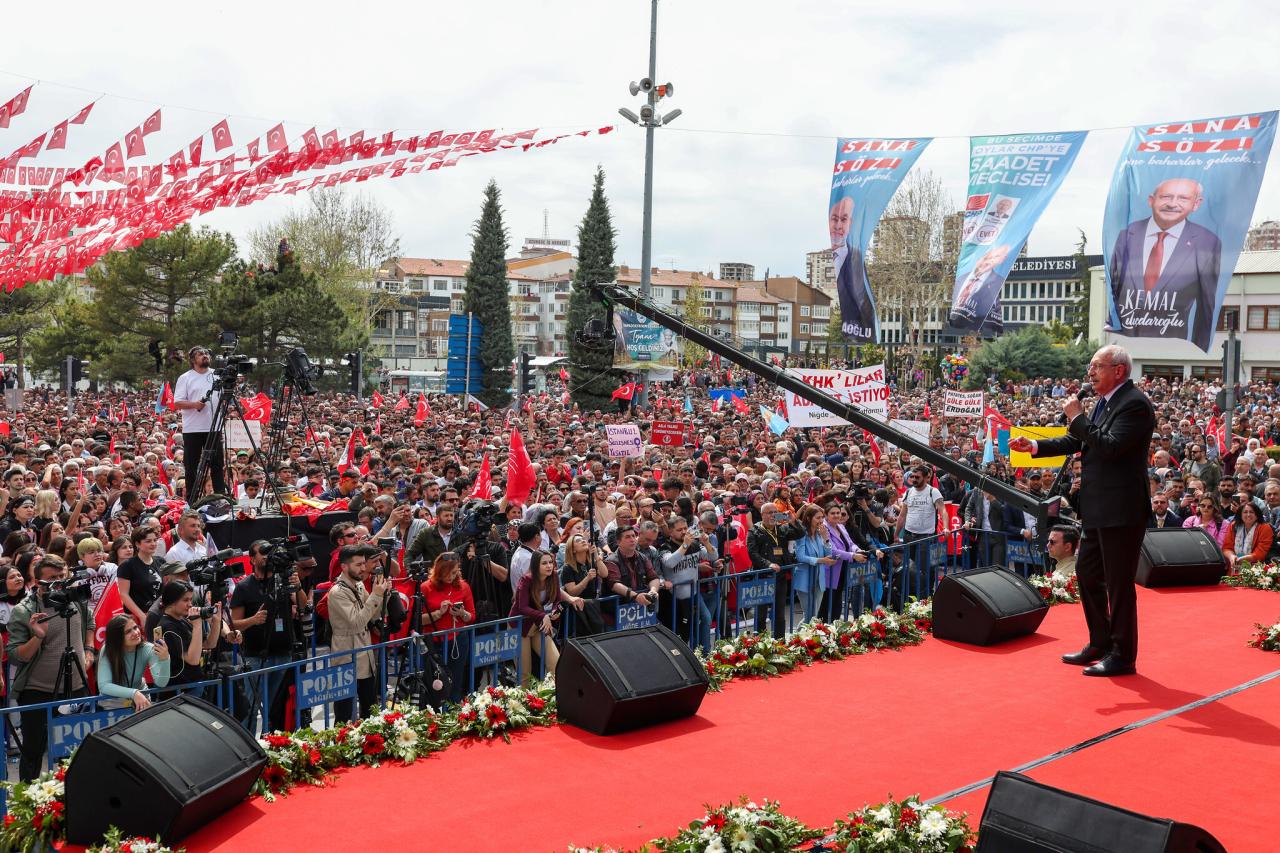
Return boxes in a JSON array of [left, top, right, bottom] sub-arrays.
[[619, 0, 682, 410]]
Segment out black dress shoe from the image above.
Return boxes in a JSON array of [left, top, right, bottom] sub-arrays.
[[1061, 646, 1106, 666], [1083, 656, 1136, 677]]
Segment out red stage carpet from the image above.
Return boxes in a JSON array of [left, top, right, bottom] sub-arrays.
[[181, 586, 1280, 853]]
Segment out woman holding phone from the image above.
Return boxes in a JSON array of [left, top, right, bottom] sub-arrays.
[[419, 553, 475, 702], [511, 551, 583, 685], [98, 613, 171, 712]]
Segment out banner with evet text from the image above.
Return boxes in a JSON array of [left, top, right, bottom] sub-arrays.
[[949, 131, 1087, 334], [829, 137, 931, 343], [1103, 111, 1277, 352], [784, 365, 888, 427]]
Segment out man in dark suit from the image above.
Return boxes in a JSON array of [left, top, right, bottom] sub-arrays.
[[1108, 178, 1221, 350], [949, 244, 1012, 333], [829, 196, 877, 343], [1147, 491, 1183, 529], [1010, 344, 1156, 676]]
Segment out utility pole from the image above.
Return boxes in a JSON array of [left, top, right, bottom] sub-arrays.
[[1223, 320, 1240, 445], [619, 0, 682, 411]]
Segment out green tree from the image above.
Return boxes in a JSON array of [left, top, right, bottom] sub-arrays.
[[682, 278, 708, 366], [967, 325, 1092, 385], [29, 296, 118, 384], [567, 167, 619, 411], [0, 279, 65, 387], [464, 180, 515, 408], [1069, 229, 1091, 337]]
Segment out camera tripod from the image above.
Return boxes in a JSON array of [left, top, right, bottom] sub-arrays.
[[190, 374, 287, 512], [49, 605, 89, 707], [259, 380, 333, 507]]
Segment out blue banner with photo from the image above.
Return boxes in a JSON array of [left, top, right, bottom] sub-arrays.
[[1103, 112, 1277, 352], [828, 136, 932, 344], [948, 131, 1088, 334]]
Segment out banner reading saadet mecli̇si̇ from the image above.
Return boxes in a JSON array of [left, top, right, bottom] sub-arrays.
[[828, 137, 931, 343], [948, 130, 1087, 334], [1103, 111, 1276, 352]]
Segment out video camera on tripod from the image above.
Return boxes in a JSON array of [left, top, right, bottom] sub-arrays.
[[187, 548, 245, 588], [210, 332, 254, 391], [41, 569, 93, 617]]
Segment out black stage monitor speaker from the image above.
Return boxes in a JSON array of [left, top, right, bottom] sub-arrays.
[[1136, 527, 1227, 588], [976, 771, 1226, 853], [65, 694, 267, 845], [932, 566, 1049, 646], [556, 623, 709, 735]]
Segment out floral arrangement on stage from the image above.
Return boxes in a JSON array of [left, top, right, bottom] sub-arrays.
[[87, 826, 186, 853], [1221, 561, 1280, 591], [699, 604, 933, 690], [1248, 618, 1280, 652], [819, 795, 975, 852], [1026, 571, 1080, 605], [0, 761, 67, 852], [568, 795, 973, 853], [455, 681, 557, 742]]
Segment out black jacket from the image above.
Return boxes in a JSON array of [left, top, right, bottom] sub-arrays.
[[746, 521, 804, 571], [1034, 380, 1156, 529]]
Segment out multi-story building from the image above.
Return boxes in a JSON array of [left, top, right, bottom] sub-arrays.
[[1246, 220, 1280, 251], [871, 215, 929, 264], [719, 262, 755, 282], [616, 266, 736, 340], [805, 249, 837, 301], [734, 284, 786, 356], [1088, 250, 1280, 383], [999, 254, 1101, 331], [762, 276, 831, 356]]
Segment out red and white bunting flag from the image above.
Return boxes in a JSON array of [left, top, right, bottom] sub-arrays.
[[142, 109, 162, 135], [211, 118, 233, 151]]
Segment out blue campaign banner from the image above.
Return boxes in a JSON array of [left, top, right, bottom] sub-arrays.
[[1103, 112, 1277, 352], [949, 131, 1088, 334], [615, 601, 659, 631], [736, 576, 776, 611], [471, 626, 521, 668], [829, 136, 932, 344], [49, 706, 132, 760], [297, 658, 357, 709]]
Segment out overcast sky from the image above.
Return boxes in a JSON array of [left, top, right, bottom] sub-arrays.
[[5, 0, 1280, 278]]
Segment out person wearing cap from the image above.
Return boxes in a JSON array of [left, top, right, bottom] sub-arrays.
[[173, 346, 227, 499]]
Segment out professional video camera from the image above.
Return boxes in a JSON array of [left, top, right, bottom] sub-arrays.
[[209, 331, 254, 389], [283, 346, 321, 396], [455, 499, 499, 545], [259, 535, 312, 577], [43, 570, 93, 616], [188, 548, 245, 587]]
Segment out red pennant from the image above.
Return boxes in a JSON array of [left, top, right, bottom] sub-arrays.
[[188, 135, 203, 166], [266, 123, 288, 153], [211, 119, 233, 151], [125, 127, 146, 159], [46, 121, 69, 151], [142, 109, 162, 135], [70, 101, 94, 125]]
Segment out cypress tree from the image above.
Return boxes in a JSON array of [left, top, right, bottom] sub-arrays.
[[463, 180, 515, 408], [567, 167, 619, 411]]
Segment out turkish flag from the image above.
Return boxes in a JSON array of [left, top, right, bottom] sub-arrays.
[[611, 382, 636, 401], [394, 395, 410, 412], [70, 101, 94, 125], [266, 122, 287, 153], [156, 458, 170, 492], [160, 381, 174, 411], [370, 390, 384, 408], [46, 121, 69, 150], [338, 430, 360, 474], [730, 394, 749, 414], [239, 392, 272, 422], [468, 454, 493, 500], [10, 86, 31, 118], [94, 581, 127, 647], [322, 129, 339, 148], [505, 427, 536, 505], [125, 126, 146, 159], [168, 150, 189, 179], [189, 136, 204, 165], [559, 367, 568, 382], [862, 429, 881, 465], [142, 109, 162, 135], [103, 143, 125, 176], [302, 127, 320, 150], [414, 394, 428, 427], [211, 118, 233, 151]]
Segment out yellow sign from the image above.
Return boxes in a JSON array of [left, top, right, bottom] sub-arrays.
[[1010, 425, 1068, 468]]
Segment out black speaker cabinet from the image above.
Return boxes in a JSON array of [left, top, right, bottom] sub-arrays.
[[556, 624, 709, 735], [1136, 527, 1227, 588], [65, 694, 267, 845], [977, 771, 1226, 852], [932, 566, 1049, 646]]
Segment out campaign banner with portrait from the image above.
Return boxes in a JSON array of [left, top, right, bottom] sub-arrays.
[[1103, 112, 1277, 352], [949, 131, 1087, 334], [784, 365, 888, 427], [612, 308, 678, 381], [828, 136, 932, 343]]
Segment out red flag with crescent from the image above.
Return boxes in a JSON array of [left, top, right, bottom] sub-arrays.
[[211, 118, 233, 151]]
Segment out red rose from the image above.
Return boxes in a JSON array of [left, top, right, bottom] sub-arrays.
[[265, 734, 292, 749], [362, 733, 386, 755]]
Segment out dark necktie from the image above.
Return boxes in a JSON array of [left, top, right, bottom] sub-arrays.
[[1090, 397, 1107, 425]]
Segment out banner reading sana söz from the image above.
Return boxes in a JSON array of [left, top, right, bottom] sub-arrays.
[[948, 131, 1086, 334], [1103, 112, 1276, 351], [829, 137, 931, 343]]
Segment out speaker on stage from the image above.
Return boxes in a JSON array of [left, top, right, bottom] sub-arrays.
[[65, 694, 267, 845], [976, 771, 1225, 852], [1136, 527, 1227, 588], [932, 566, 1049, 646], [556, 624, 709, 735]]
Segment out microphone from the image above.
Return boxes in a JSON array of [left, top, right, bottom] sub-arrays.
[[1076, 382, 1094, 400]]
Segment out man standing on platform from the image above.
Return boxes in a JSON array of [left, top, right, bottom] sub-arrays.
[[1010, 344, 1154, 677], [173, 346, 226, 499]]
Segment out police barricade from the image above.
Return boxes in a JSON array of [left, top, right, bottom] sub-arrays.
[[676, 567, 781, 646]]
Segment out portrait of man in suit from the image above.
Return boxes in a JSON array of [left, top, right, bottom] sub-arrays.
[[1108, 177, 1222, 350], [949, 243, 1012, 332], [830, 196, 877, 343]]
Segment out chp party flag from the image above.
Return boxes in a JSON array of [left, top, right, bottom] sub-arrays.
[[467, 454, 493, 500], [829, 135, 932, 343], [949, 130, 1087, 333], [1103, 111, 1277, 352], [505, 428, 536, 505]]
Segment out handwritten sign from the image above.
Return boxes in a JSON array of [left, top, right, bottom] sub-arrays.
[[943, 390, 984, 418], [606, 424, 644, 458]]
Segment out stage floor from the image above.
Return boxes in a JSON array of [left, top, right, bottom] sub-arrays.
[[181, 585, 1280, 853]]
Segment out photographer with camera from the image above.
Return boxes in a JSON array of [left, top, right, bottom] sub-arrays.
[[230, 539, 307, 732], [173, 346, 227, 499], [6, 555, 95, 781], [329, 544, 390, 723], [157, 580, 223, 694]]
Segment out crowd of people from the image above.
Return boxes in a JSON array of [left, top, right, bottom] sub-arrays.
[[0, 361, 1278, 779]]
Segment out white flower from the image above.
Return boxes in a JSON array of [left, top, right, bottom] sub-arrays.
[[918, 809, 948, 839], [870, 805, 894, 824], [706, 836, 727, 853], [873, 827, 896, 843], [508, 699, 527, 717], [396, 727, 418, 748]]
